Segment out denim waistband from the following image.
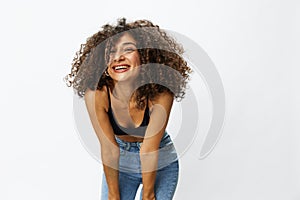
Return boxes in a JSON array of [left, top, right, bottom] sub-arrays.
[[115, 131, 170, 151]]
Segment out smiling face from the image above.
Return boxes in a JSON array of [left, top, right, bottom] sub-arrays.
[[106, 33, 141, 84]]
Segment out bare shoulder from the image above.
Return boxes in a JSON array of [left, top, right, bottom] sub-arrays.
[[84, 87, 109, 112], [149, 91, 174, 109], [151, 91, 174, 103]]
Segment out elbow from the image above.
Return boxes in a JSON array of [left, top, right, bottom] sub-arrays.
[[101, 147, 120, 167], [140, 146, 155, 155], [139, 146, 159, 160], [140, 143, 159, 155], [139, 146, 159, 172]]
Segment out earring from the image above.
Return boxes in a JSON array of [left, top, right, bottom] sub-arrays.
[[104, 68, 110, 77]]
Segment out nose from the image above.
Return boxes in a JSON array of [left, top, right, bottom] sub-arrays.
[[112, 50, 125, 62]]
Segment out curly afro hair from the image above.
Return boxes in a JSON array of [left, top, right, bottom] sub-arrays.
[[64, 18, 192, 109]]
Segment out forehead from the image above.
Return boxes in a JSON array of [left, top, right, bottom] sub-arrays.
[[111, 33, 137, 47]]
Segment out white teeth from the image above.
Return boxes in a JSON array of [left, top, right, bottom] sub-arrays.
[[115, 65, 128, 70]]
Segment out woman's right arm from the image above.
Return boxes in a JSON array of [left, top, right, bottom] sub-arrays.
[[84, 88, 120, 200]]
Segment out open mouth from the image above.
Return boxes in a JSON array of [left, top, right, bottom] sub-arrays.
[[112, 65, 130, 73]]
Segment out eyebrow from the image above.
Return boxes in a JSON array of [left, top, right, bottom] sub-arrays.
[[121, 42, 137, 46]]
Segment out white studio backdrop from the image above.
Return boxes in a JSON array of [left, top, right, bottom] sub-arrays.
[[0, 0, 299, 199]]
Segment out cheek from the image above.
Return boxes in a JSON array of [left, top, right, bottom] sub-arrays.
[[133, 54, 141, 65]]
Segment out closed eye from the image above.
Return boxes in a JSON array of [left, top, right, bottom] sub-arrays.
[[124, 47, 136, 52], [109, 49, 117, 54]]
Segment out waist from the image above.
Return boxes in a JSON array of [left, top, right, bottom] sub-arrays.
[[115, 135, 144, 143], [115, 132, 169, 150]]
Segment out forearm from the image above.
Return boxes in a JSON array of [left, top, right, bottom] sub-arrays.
[[102, 149, 120, 200], [141, 171, 157, 199], [140, 150, 159, 199], [103, 165, 120, 199]]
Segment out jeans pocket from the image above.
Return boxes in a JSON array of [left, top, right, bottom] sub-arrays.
[[119, 147, 126, 155]]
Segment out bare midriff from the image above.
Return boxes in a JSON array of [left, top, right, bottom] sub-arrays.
[[116, 135, 144, 143]]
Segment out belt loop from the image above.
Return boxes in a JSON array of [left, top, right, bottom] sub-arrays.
[[137, 142, 142, 149], [125, 143, 130, 151]]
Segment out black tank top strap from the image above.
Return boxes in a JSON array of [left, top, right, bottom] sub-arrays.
[[146, 95, 149, 108], [142, 95, 150, 125], [106, 84, 112, 109]]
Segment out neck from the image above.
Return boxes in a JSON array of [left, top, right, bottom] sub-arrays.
[[112, 81, 137, 103]]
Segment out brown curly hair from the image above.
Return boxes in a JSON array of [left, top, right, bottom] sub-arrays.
[[64, 18, 192, 109]]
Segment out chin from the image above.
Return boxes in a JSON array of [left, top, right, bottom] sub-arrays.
[[112, 71, 140, 83]]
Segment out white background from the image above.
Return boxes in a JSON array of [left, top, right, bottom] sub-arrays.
[[0, 0, 299, 199]]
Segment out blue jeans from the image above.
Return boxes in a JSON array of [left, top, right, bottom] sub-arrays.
[[101, 132, 179, 200]]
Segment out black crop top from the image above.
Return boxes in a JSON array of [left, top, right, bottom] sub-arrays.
[[106, 85, 150, 137]]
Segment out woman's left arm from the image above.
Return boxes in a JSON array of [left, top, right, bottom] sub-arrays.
[[140, 91, 174, 200]]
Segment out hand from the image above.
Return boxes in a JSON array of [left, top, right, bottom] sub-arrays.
[[142, 192, 156, 200], [108, 196, 120, 200], [108, 193, 120, 200], [143, 197, 155, 200]]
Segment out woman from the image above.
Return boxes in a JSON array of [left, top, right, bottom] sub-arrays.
[[65, 18, 191, 200]]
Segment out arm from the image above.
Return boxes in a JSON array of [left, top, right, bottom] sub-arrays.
[[84, 88, 120, 200], [140, 92, 174, 200]]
